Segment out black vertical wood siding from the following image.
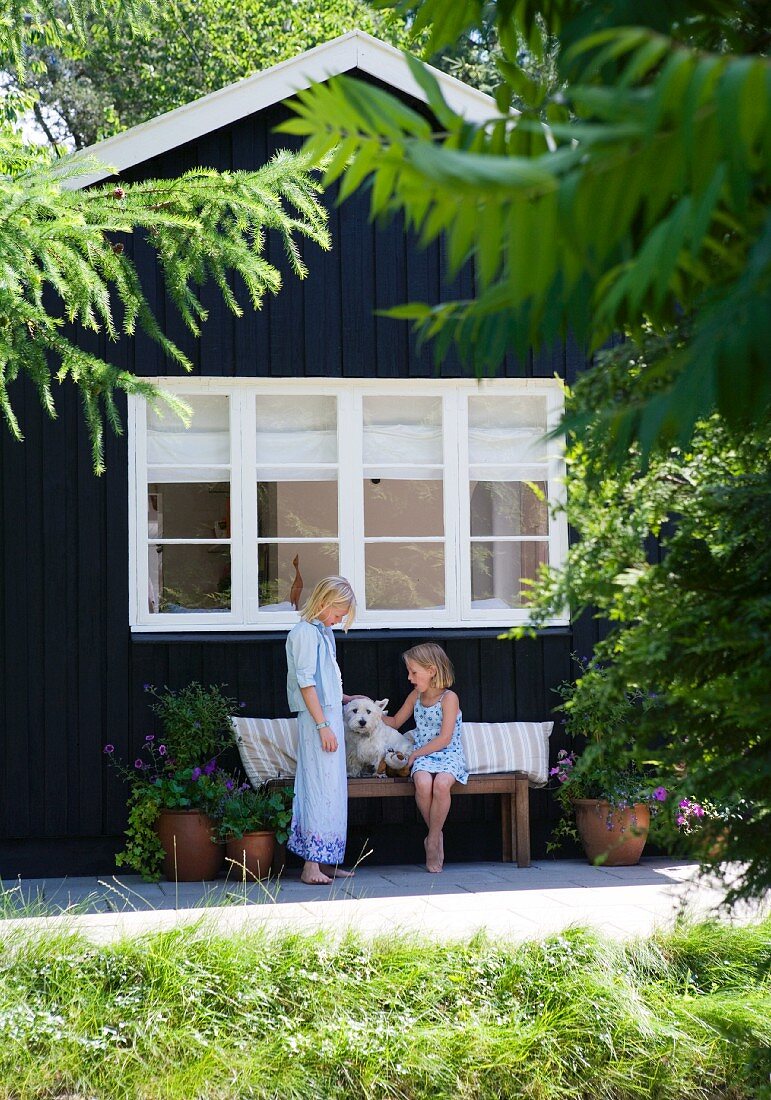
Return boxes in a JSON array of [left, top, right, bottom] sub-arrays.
[[0, 74, 592, 876]]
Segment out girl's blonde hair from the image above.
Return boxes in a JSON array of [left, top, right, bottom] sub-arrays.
[[301, 576, 356, 631], [402, 643, 454, 690]]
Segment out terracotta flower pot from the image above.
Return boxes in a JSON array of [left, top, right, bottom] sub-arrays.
[[225, 831, 275, 880], [573, 799, 650, 866], [156, 809, 225, 881]]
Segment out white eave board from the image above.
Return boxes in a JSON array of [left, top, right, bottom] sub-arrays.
[[67, 30, 496, 189]]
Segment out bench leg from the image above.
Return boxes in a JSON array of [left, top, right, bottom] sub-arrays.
[[514, 777, 531, 868], [500, 793, 513, 861]]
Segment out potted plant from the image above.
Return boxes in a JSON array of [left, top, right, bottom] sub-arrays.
[[104, 681, 243, 881], [549, 659, 669, 866], [215, 784, 293, 880]]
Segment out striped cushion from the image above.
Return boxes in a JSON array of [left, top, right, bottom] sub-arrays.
[[461, 722, 553, 786], [233, 716, 552, 787], [232, 716, 298, 787]]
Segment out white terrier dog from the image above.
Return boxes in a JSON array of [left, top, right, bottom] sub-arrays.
[[343, 697, 415, 777]]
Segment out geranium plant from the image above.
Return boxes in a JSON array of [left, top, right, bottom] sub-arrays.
[[547, 658, 670, 853], [103, 681, 244, 880], [213, 784, 294, 844]]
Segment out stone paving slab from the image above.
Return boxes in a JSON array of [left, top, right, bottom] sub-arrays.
[[1, 859, 767, 944]]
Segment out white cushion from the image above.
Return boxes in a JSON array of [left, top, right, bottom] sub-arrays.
[[233, 716, 552, 787], [461, 722, 553, 786], [232, 716, 298, 788]]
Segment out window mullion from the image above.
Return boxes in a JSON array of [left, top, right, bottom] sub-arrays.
[[337, 387, 362, 601], [456, 388, 472, 620], [129, 395, 143, 626], [241, 388, 258, 622]]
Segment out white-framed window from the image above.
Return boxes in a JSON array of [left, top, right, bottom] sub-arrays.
[[128, 378, 568, 630]]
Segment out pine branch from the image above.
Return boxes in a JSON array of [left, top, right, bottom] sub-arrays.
[[0, 140, 329, 472]]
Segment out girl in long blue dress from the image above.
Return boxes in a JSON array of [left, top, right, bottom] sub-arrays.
[[285, 576, 358, 885], [383, 643, 467, 873]]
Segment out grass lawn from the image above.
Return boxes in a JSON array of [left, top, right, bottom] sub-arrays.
[[0, 917, 769, 1099]]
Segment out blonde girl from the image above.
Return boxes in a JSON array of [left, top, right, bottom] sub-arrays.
[[383, 643, 468, 873], [285, 576, 358, 885]]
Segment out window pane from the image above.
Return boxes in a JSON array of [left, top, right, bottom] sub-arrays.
[[468, 395, 547, 468], [470, 541, 548, 609], [256, 394, 337, 478], [147, 395, 229, 470], [365, 543, 444, 610], [469, 481, 548, 537], [364, 479, 443, 537], [363, 395, 442, 470], [149, 545, 230, 613], [256, 542, 339, 611], [148, 483, 230, 540], [258, 482, 337, 538]]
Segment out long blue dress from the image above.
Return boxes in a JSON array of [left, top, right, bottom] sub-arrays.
[[411, 691, 469, 784], [285, 618, 347, 864]]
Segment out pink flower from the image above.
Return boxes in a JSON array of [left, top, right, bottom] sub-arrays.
[[676, 814, 686, 826]]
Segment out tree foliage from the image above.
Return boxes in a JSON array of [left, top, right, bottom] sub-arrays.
[[281, 0, 771, 456], [1, 2, 330, 470], [514, 338, 771, 901], [4, 0, 414, 148]]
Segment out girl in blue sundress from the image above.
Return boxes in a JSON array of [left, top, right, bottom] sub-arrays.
[[383, 643, 467, 873], [285, 576, 360, 886]]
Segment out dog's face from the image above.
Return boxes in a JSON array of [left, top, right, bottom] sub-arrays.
[[344, 697, 389, 735]]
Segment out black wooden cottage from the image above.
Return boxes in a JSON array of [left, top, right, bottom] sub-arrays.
[[0, 32, 598, 877]]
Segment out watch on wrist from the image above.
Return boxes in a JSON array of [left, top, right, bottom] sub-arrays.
[[315, 720, 330, 730]]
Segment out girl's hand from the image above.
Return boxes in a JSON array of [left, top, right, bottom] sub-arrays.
[[407, 751, 419, 767], [319, 726, 338, 753]]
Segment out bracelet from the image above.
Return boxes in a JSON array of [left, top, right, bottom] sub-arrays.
[[315, 720, 330, 730]]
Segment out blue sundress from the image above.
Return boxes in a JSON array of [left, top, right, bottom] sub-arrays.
[[411, 691, 469, 784]]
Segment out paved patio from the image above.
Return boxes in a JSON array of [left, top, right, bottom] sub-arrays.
[[1, 859, 766, 944]]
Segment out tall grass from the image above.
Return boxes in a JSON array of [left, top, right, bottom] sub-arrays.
[[0, 919, 768, 1099]]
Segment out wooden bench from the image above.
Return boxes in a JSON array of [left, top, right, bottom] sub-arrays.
[[237, 716, 552, 871], [347, 772, 531, 866]]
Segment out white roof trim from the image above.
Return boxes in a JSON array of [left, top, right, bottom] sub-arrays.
[[68, 30, 496, 189]]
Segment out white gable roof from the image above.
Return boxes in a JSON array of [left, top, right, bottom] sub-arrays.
[[69, 30, 495, 189]]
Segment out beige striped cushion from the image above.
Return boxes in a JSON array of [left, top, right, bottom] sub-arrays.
[[232, 716, 298, 787], [233, 716, 553, 787], [461, 722, 553, 786]]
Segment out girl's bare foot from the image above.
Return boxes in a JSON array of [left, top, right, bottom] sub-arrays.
[[321, 864, 355, 879], [424, 834, 442, 873], [300, 861, 333, 885]]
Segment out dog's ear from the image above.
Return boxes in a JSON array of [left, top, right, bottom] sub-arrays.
[[375, 697, 389, 713]]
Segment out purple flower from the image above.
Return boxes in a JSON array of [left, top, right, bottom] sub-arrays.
[[191, 767, 202, 781], [676, 814, 686, 826], [226, 780, 235, 791], [103, 744, 115, 755], [679, 798, 691, 810], [550, 766, 560, 776], [652, 787, 668, 802], [158, 745, 167, 756], [134, 759, 144, 769], [203, 759, 217, 776], [143, 683, 152, 692], [240, 702, 246, 708], [693, 804, 705, 818], [145, 734, 155, 742]]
